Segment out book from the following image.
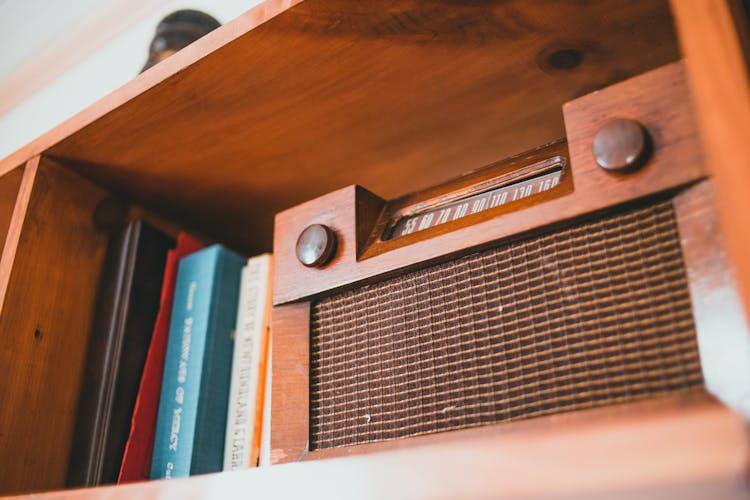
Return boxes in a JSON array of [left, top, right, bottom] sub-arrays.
[[150, 244, 245, 479], [258, 333, 272, 467], [67, 220, 174, 487], [118, 233, 203, 484], [223, 254, 273, 471]]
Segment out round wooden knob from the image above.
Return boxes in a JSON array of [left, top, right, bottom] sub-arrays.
[[592, 119, 650, 172], [296, 224, 337, 267]]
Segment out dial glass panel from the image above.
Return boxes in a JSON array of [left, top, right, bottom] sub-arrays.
[[386, 160, 564, 240]]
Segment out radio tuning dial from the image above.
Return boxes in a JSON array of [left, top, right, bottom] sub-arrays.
[[593, 118, 650, 172], [296, 224, 337, 268]]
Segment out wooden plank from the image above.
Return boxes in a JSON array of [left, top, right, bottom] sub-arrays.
[[0, 157, 111, 495], [7, 392, 748, 499], [0, 157, 39, 313], [1, 1, 679, 253], [0, 166, 24, 262], [270, 302, 310, 464], [0, 0, 302, 178], [674, 181, 750, 416], [670, 0, 750, 328], [273, 62, 705, 304]]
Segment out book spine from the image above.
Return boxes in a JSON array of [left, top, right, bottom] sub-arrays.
[[150, 247, 220, 479], [67, 222, 136, 487], [70, 221, 174, 487], [247, 256, 273, 469], [99, 223, 174, 484], [189, 247, 245, 475], [223, 255, 273, 471], [258, 332, 272, 467]]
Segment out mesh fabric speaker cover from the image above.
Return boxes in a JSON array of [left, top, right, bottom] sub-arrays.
[[310, 200, 703, 450]]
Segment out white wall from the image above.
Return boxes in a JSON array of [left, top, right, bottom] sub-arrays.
[[0, 0, 261, 160]]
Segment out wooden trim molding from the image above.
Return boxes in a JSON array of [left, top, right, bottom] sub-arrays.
[[670, 0, 750, 327], [674, 180, 750, 416], [0, 155, 38, 313], [270, 301, 310, 463]]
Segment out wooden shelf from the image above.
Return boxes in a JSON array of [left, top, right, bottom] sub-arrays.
[[13, 393, 749, 499], [0, 0, 680, 253]]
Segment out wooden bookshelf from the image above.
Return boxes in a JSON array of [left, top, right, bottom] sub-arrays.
[[0, 0, 748, 497]]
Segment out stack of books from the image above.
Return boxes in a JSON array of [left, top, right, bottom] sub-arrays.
[[67, 221, 273, 487]]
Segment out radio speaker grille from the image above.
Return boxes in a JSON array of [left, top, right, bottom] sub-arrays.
[[309, 200, 703, 450]]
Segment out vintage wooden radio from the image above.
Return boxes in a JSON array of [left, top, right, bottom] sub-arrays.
[[270, 62, 749, 464]]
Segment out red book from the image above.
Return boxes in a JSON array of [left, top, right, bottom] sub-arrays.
[[118, 233, 203, 483]]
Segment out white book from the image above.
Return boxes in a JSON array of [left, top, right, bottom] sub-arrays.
[[223, 254, 273, 471]]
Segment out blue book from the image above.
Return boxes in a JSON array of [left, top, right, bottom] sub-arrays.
[[150, 244, 245, 479]]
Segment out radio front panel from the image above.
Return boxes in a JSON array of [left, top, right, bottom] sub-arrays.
[[270, 62, 750, 464], [309, 199, 703, 451]]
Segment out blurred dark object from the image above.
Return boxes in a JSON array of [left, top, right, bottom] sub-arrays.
[[141, 10, 221, 73]]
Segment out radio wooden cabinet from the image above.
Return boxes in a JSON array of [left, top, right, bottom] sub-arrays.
[[0, 1, 749, 498]]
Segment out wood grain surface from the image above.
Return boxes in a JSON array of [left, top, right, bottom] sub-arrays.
[[0, 1, 679, 253], [0, 167, 24, 256], [670, 0, 750, 330], [270, 302, 310, 464], [0, 158, 39, 314], [13, 391, 746, 499], [273, 62, 705, 304], [0, 0, 302, 177], [674, 180, 750, 416], [0, 157, 111, 495]]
